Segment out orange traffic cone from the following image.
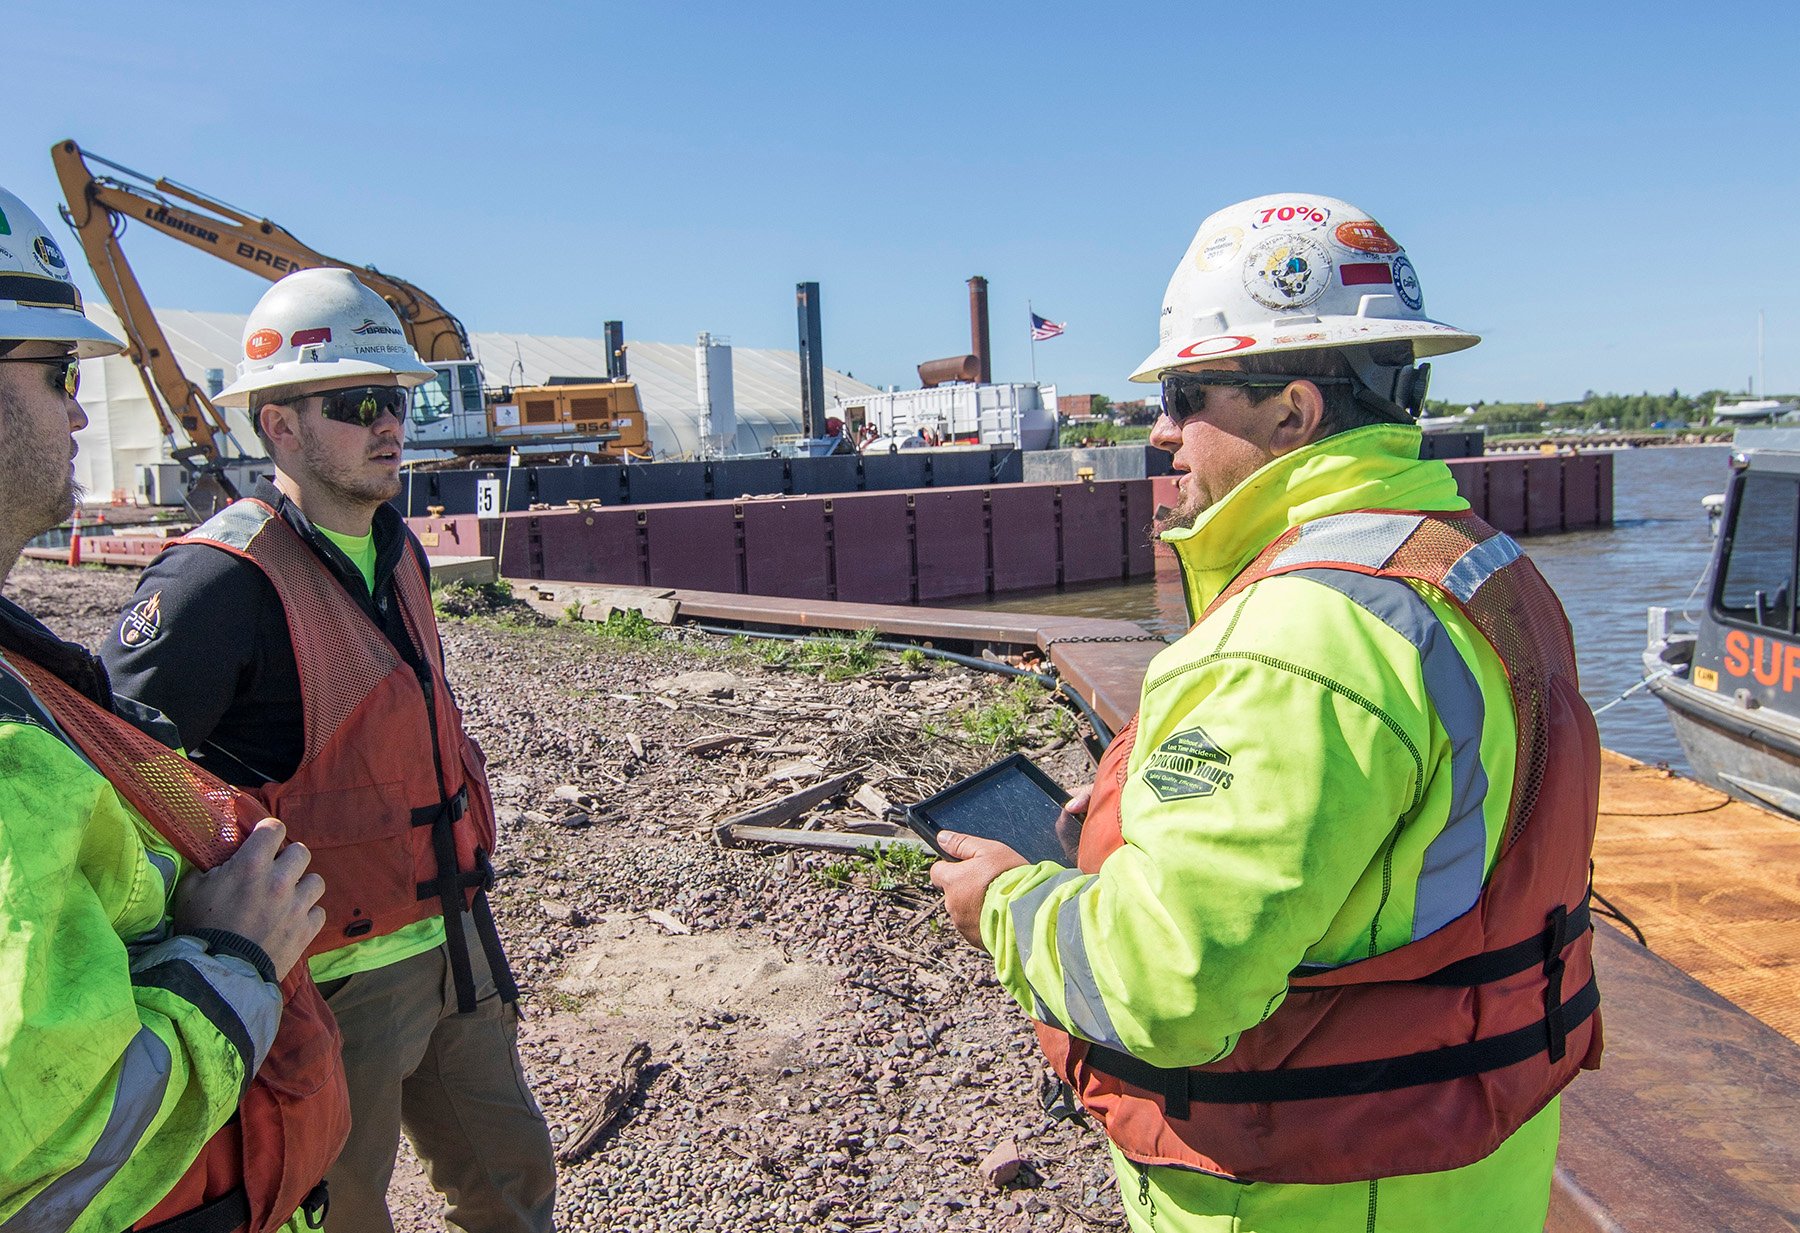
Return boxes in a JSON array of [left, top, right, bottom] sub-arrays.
[[66, 511, 82, 568]]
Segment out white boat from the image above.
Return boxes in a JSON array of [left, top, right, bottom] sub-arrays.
[[1712, 397, 1799, 423]]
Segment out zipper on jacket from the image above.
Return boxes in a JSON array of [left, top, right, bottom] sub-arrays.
[[1132, 1159, 1157, 1228]]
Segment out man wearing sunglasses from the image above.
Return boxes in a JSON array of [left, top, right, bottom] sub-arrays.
[[933, 195, 1601, 1231], [105, 268, 555, 1233], [0, 188, 347, 1232]]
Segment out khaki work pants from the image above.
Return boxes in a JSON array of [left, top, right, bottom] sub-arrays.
[[320, 915, 556, 1233]]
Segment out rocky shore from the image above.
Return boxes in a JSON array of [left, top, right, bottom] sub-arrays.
[[9, 559, 1125, 1232]]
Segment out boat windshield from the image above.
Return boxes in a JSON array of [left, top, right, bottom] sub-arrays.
[[1717, 471, 1799, 633]]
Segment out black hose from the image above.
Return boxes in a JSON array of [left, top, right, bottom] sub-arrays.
[[684, 621, 1115, 747]]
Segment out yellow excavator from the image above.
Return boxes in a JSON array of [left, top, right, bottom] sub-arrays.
[[52, 139, 648, 495]]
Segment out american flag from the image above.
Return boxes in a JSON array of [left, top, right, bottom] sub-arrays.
[[1030, 312, 1066, 341]]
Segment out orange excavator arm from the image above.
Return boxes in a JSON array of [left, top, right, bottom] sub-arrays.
[[51, 139, 472, 368], [52, 140, 241, 464]]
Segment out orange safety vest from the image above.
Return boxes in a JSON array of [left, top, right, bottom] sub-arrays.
[[0, 653, 348, 1233], [173, 500, 507, 1011], [1036, 509, 1604, 1185]]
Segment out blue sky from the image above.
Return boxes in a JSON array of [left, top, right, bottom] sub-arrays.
[[10, 1, 1796, 405]]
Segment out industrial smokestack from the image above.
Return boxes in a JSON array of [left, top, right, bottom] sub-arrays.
[[796, 282, 826, 439], [604, 320, 627, 381], [967, 275, 991, 385]]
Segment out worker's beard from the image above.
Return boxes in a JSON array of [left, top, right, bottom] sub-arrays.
[[295, 416, 404, 507], [0, 386, 81, 543]]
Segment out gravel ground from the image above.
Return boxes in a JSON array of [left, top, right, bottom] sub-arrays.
[[8, 558, 1127, 1232]]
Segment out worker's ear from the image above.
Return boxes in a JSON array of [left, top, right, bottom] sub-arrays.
[[1265, 380, 1327, 456], [258, 400, 301, 453]]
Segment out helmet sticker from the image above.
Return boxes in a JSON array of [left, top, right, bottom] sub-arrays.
[[353, 317, 403, 336], [1175, 334, 1257, 360], [246, 328, 283, 359], [1335, 220, 1401, 255], [1340, 261, 1394, 287], [290, 327, 333, 347], [32, 235, 67, 276], [119, 592, 163, 648], [1250, 203, 1331, 229], [1244, 234, 1331, 311], [1193, 226, 1244, 272], [1391, 255, 1423, 311], [0, 206, 10, 235]]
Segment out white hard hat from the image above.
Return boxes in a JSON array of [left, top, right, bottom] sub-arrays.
[[215, 267, 435, 406], [0, 186, 124, 358], [1130, 193, 1478, 383]]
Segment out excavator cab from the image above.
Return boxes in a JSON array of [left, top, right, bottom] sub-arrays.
[[406, 361, 489, 447]]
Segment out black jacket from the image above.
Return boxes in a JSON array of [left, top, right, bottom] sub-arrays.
[[100, 481, 431, 786]]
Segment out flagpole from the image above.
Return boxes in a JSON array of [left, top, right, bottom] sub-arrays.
[[1029, 300, 1039, 384]]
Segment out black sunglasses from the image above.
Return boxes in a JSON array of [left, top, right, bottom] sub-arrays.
[[0, 355, 80, 398], [311, 385, 408, 427], [1160, 370, 1352, 427]]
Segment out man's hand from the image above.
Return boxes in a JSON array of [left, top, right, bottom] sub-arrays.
[[173, 819, 326, 981], [1055, 786, 1092, 865], [930, 833, 1028, 949]]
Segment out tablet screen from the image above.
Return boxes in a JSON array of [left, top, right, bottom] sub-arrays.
[[909, 755, 1071, 866]]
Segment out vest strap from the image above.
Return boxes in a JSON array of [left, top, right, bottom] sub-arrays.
[[134, 1185, 250, 1233], [1380, 896, 1591, 988], [1083, 974, 1598, 1111]]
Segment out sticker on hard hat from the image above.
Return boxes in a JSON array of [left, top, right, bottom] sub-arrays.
[[291, 327, 333, 347], [246, 328, 283, 360], [1250, 203, 1331, 229], [1391, 255, 1423, 311], [0, 206, 10, 236], [353, 318, 403, 337], [1193, 226, 1244, 272], [1340, 262, 1394, 287], [1335, 220, 1401, 255], [32, 235, 67, 275], [1175, 335, 1258, 359], [1244, 234, 1331, 311]]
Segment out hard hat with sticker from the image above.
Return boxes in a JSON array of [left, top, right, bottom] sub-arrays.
[[1130, 193, 1476, 383], [0, 184, 123, 358]]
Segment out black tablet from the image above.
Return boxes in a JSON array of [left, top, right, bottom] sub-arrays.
[[906, 753, 1073, 867]]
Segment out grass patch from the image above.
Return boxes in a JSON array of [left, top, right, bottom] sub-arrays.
[[811, 842, 935, 893], [753, 627, 884, 680], [957, 677, 1053, 750]]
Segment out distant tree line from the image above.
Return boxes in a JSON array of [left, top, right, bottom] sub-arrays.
[[1422, 389, 1753, 432]]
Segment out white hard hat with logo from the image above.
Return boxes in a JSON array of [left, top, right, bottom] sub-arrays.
[[215, 267, 435, 406], [1130, 193, 1478, 383], [0, 186, 124, 357]]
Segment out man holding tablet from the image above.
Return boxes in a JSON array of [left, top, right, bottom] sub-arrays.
[[931, 195, 1602, 1232]]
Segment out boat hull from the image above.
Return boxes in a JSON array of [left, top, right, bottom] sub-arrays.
[[1646, 661, 1800, 816]]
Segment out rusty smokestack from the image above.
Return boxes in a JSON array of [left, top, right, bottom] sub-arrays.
[[967, 275, 991, 384]]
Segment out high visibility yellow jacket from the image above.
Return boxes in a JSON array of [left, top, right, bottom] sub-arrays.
[[0, 606, 282, 1233], [981, 425, 1564, 1231]]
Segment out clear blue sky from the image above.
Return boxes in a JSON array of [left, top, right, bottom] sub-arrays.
[[11, 1, 1797, 406]]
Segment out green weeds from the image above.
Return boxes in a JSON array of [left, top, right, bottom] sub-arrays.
[[811, 841, 936, 893], [753, 627, 884, 680]]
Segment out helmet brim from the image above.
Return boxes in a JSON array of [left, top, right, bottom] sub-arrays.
[[0, 305, 126, 359], [214, 355, 437, 406], [1130, 317, 1479, 383]]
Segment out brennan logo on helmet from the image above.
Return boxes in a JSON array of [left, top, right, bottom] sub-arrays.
[[119, 592, 163, 648], [1142, 726, 1234, 802], [354, 318, 403, 336]]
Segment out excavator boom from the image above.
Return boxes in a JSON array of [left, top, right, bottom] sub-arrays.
[[52, 140, 471, 363]]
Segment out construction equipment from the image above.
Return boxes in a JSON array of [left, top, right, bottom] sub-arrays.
[[51, 139, 648, 471]]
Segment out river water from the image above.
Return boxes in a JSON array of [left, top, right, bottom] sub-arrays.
[[956, 446, 1731, 770]]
